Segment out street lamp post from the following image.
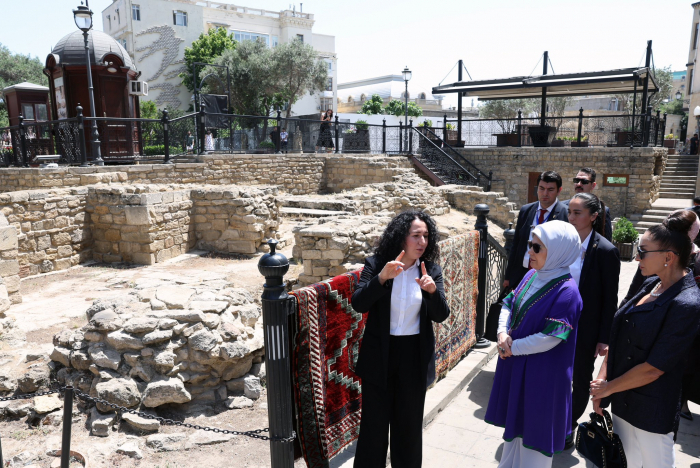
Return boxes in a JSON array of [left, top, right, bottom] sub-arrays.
[[676, 90, 683, 101], [73, 2, 103, 165], [402, 66, 412, 128]]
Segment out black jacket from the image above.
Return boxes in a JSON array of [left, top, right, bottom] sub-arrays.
[[576, 231, 620, 348], [505, 200, 569, 286], [561, 199, 613, 242], [351, 256, 450, 389], [603, 272, 700, 434]]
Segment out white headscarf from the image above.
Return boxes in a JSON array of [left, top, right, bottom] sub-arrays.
[[531, 220, 581, 289]]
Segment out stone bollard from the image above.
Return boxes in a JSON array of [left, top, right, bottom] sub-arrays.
[[257, 239, 295, 467]]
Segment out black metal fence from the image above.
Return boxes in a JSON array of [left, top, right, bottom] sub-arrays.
[[444, 108, 668, 148]]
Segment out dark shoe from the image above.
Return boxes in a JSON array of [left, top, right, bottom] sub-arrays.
[[680, 410, 693, 421], [564, 433, 575, 450]]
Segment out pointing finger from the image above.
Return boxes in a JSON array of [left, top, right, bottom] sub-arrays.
[[396, 250, 405, 262], [421, 261, 427, 276]]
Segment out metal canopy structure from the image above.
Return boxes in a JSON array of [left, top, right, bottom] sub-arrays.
[[432, 67, 659, 100]]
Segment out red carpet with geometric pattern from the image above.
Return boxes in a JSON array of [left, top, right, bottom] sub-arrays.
[[291, 232, 479, 468]]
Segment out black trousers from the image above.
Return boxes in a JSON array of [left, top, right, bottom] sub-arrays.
[[571, 340, 597, 428], [354, 335, 426, 468]]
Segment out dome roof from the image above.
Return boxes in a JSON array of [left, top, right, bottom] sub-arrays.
[[47, 29, 135, 71]]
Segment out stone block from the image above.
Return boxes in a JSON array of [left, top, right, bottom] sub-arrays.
[[124, 206, 151, 225], [0, 226, 18, 251]]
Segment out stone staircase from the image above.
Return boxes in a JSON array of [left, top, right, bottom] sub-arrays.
[[277, 195, 358, 218], [657, 154, 698, 199]]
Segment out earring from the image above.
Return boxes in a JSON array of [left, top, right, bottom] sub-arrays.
[[664, 263, 668, 267]]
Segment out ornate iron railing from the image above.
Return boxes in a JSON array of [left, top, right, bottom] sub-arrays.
[[485, 233, 508, 312]]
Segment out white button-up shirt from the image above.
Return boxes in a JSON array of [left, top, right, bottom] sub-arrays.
[[389, 259, 422, 336], [522, 199, 558, 269], [570, 231, 592, 286]]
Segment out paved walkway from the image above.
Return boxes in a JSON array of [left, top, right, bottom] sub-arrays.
[[422, 259, 700, 467]]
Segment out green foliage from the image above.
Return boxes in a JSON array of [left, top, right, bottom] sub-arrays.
[[258, 140, 276, 149], [359, 94, 384, 115], [423, 119, 433, 128], [664, 133, 675, 140], [143, 145, 165, 156], [180, 28, 236, 92], [479, 99, 538, 133], [615, 66, 674, 115], [139, 100, 159, 120], [660, 98, 684, 116], [383, 99, 423, 118], [612, 217, 639, 244], [271, 39, 328, 118], [0, 43, 47, 127], [355, 119, 369, 131], [446, 123, 456, 130]]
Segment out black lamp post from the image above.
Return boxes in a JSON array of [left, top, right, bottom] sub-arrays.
[[73, 2, 103, 166], [402, 66, 412, 128]]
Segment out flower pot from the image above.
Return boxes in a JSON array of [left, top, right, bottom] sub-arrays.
[[528, 125, 557, 147], [551, 139, 571, 147], [613, 240, 638, 261], [495, 133, 520, 147], [570, 141, 589, 147], [663, 139, 676, 149]]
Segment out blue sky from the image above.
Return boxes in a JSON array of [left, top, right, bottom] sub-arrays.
[[2, 0, 691, 107]]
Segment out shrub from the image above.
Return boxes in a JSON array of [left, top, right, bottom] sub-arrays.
[[612, 217, 639, 244], [422, 119, 433, 128], [446, 123, 456, 130], [143, 145, 165, 156], [258, 140, 276, 149], [664, 133, 675, 140], [355, 120, 369, 131]]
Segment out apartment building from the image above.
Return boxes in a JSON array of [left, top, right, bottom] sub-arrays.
[[686, 2, 700, 123], [101, 0, 337, 115]]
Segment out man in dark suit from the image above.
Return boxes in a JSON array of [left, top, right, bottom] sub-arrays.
[[561, 168, 613, 241], [504, 170, 569, 289]]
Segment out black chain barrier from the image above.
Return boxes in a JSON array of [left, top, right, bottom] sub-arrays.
[[0, 382, 295, 443]]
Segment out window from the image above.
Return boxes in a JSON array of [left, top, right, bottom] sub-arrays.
[[320, 98, 333, 111], [418, 92, 426, 99], [119, 39, 127, 49], [326, 78, 333, 92], [695, 23, 699, 50], [116, 8, 120, 24], [326, 60, 332, 72], [22, 104, 35, 120], [132, 5, 140, 21], [173, 10, 187, 26], [347, 96, 353, 103], [690, 70, 694, 95], [271, 36, 279, 47], [360, 94, 366, 102], [401, 91, 410, 99], [681, 84, 686, 90], [232, 30, 269, 46], [608, 98, 619, 111], [107, 15, 111, 30], [296, 34, 304, 43]]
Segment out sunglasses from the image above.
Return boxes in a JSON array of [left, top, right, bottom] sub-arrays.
[[528, 241, 544, 254], [636, 245, 677, 260], [573, 178, 592, 185]]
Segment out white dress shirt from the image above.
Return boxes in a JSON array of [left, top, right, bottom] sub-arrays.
[[569, 231, 592, 286], [522, 199, 559, 269], [389, 259, 422, 336]]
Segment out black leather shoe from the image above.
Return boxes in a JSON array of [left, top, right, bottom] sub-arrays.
[[564, 433, 575, 450]]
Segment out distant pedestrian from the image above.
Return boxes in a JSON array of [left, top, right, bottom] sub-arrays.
[[315, 109, 334, 153], [591, 213, 700, 468], [690, 133, 699, 155], [280, 127, 289, 153], [269, 126, 281, 153], [205, 130, 214, 151], [185, 131, 194, 153], [486, 220, 583, 468]]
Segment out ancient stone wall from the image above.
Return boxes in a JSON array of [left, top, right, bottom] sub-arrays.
[[322, 155, 414, 192], [437, 186, 518, 228], [455, 147, 668, 217], [191, 186, 280, 255], [0, 214, 18, 311], [0, 188, 90, 280], [87, 186, 195, 265]]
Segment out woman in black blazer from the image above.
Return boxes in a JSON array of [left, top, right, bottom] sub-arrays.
[[590, 215, 700, 467], [566, 193, 620, 444], [351, 210, 450, 468]]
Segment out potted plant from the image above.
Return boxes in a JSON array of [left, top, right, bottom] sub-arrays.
[[444, 122, 463, 146], [342, 120, 370, 153], [571, 135, 589, 147], [528, 125, 557, 147], [551, 136, 573, 147], [612, 217, 639, 261], [494, 131, 520, 147], [256, 140, 276, 154], [663, 134, 677, 149], [613, 127, 638, 147]]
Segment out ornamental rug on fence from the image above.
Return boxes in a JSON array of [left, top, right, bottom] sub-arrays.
[[290, 231, 479, 468]]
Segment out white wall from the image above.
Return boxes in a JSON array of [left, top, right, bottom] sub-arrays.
[[337, 113, 446, 127]]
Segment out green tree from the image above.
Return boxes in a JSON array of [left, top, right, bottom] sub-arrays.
[[0, 43, 47, 127], [359, 94, 384, 115], [384, 99, 423, 118], [139, 100, 159, 119], [179, 28, 236, 92], [271, 39, 328, 119], [660, 99, 684, 116], [615, 66, 674, 115], [479, 99, 537, 133]]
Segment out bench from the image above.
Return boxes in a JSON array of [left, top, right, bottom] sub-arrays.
[[35, 155, 61, 168]]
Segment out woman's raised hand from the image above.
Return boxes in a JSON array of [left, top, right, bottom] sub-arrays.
[[378, 251, 405, 285], [415, 262, 437, 294]]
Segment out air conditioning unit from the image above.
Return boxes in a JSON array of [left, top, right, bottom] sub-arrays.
[[128, 80, 148, 96]]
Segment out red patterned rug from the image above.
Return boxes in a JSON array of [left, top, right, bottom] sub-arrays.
[[291, 232, 479, 467]]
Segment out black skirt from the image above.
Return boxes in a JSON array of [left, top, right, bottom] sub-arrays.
[[316, 127, 334, 148]]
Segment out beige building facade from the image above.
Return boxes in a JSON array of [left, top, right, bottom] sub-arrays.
[[686, 2, 700, 131], [101, 0, 337, 115]]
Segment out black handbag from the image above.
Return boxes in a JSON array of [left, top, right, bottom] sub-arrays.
[[575, 410, 627, 468], [484, 288, 511, 342]]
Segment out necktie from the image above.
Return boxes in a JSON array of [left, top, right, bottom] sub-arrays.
[[538, 209, 546, 225]]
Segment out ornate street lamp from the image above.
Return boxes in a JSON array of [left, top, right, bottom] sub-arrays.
[[73, 2, 103, 165], [676, 90, 683, 101], [402, 66, 412, 128]]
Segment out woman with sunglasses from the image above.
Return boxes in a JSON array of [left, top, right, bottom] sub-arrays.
[[590, 214, 700, 468], [486, 221, 583, 467], [565, 193, 621, 446]]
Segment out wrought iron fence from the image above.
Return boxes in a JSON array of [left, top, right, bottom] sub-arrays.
[[485, 233, 508, 312]]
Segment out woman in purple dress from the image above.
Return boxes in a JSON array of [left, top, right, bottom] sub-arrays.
[[486, 220, 583, 467]]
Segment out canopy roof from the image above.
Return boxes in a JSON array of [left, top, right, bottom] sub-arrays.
[[432, 67, 659, 100]]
